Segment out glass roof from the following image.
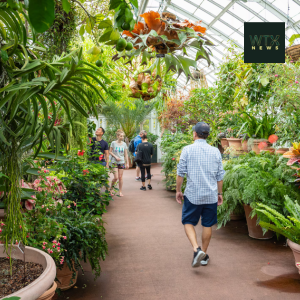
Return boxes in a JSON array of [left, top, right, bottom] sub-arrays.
[[140, 0, 300, 89]]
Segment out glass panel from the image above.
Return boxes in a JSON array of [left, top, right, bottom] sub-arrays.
[[201, 0, 223, 15], [264, 9, 284, 22], [244, 2, 264, 14], [273, 0, 300, 19], [229, 4, 255, 22], [221, 13, 244, 29], [229, 32, 244, 47], [210, 0, 225, 8], [142, 119, 150, 133], [167, 7, 188, 20], [248, 16, 264, 23], [194, 9, 215, 23]]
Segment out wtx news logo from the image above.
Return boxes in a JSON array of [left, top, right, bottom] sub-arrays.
[[244, 22, 285, 63]]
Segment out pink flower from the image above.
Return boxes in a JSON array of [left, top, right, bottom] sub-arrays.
[[19, 225, 22, 229], [43, 246, 45, 249], [53, 240, 57, 244], [0, 223, 5, 227], [77, 150, 85, 156], [43, 242, 47, 245], [38, 171, 40, 173], [275, 74, 278, 77], [57, 247, 60, 251], [52, 244, 56, 248], [47, 248, 50, 253], [0, 229, 2, 233], [46, 208, 49, 211], [57, 243, 61, 246], [43, 230, 46, 233], [42, 205, 44, 208], [60, 261, 64, 264], [67, 205, 70, 209], [63, 236, 67, 240], [50, 250, 53, 254], [296, 81, 299, 84], [172, 158, 175, 160]]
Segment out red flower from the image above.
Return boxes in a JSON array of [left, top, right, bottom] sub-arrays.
[[83, 169, 89, 175], [99, 154, 104, 160], [268, 134, 278, 144], [172, 158, 175, 160], [258, 142, 268, 150], [77, 150, 85, 156]]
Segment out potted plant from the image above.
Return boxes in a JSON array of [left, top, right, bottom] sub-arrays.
[[218, 152, 300, 239], [255, 196, 300, 274], [237, 112, 276, 154]]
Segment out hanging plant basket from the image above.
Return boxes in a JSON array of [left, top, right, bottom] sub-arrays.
[[285, 44, 300, 62], [128, 73, 162, 101]]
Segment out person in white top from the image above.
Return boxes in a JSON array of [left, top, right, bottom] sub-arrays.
[[109, 130, 129, 197]]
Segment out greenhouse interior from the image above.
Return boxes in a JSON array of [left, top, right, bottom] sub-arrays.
[[1, 0, 300, 299]]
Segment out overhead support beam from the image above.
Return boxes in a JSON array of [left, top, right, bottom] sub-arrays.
[[208, 0, 236, 29], [138, 0, 150, 22]]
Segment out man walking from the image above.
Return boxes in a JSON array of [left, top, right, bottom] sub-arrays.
[[89, 127, 109, 168], [133, 130, 147, 181], [176, 122, 225, 268]]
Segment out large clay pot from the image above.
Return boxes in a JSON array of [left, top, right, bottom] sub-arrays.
[[287, 239, 300, 274], [37, 282, 57, 300], [276, 148, 289, 155], [242, 140, 248, 152], [56, 261, 78, 291], [220, 138, 229, 149], [0, 244, 56, 300], [227, 138, 242, 151], [251, 139, 271, 154], [243, 204, 274, 239]]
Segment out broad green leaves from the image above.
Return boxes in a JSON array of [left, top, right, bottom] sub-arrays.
[[62, 0, 71, 14], [28, 0, 55, 33]]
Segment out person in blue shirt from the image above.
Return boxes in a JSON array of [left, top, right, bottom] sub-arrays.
[[134, 130, 146, 181]]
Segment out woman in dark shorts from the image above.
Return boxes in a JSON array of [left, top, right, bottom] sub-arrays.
[[109, 130, 129, 197]]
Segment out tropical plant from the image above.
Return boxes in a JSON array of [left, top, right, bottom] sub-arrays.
[[237, 112, 276, 140], [102, 99, 155, 141], [217, 152, 300, 228], [0, 5, 109, 254], [255, 195, 300, 244]]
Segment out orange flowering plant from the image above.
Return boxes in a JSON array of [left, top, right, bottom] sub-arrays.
[[112, 11, 214, 81]]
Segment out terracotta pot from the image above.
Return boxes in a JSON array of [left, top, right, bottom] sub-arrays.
[[243, 204, 274, 239], [0, 244, 56, 300], [260, 148, 275, 154], [230, 211, 245, 220], [37, 281, 57, 300], [242, 140, 248, 152], [220, 138, 229, 149], [287, 239, 300, 274], [275, 148, 289, 155], [56, 261, 78, 291], [251, 139, 271, 154], [227, 138, 242, 151]]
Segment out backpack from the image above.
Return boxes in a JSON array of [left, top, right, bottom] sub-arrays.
[[128, 139, 135, 154]]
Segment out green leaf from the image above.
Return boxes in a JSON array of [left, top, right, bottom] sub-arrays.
[[98, 19, 113, 29], [176, 55, 197, 81], [28, 0, 55, 33], [2, 297, 21, 300], [62, 0, 71, 13], [141, 82, 148, 92], [129, 0, 138, 8], [109, 0, 122, 10], [79, 25, 85, 36], [0, 49, 9, 62], [289, 34, 300, 47], [87, 46, 102, 55], [85, 24, 91, 34], [110, 29, 120, 40], [26, 168, 56, 175], [178, 32, 187, 45], [99, 29, 113, 42], [125, 8, 133, 23], [260, 76, 269, 87]]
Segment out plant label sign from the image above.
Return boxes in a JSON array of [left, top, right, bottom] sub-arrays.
[[156, 54, 165, 58], [18, 241, 25, 254], [244, 22, 285, 63]]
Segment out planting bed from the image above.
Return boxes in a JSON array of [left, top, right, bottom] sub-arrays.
[[0, 257, 43, 298]]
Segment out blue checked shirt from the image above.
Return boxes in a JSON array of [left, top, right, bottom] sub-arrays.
[[177, 139, 225, 205]]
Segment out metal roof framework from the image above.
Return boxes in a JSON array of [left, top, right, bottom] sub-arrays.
[[138, 0, 300, 87]]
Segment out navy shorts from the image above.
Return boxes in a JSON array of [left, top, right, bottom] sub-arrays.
[[182, 196, 217, 227]]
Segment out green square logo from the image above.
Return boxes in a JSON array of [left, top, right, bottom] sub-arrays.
[[244, 22, 285, 63]]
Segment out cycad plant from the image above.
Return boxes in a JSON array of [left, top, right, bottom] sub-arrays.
[[255, 195, 300, 244], [0, 6, 108, 253], [102, 99, 155, 141]]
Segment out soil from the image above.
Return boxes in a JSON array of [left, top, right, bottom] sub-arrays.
[[0, 257, 44, 297]]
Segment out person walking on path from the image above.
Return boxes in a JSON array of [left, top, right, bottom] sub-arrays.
[[89, 127, 109, 168], [109, 130, 129, 197], [176, 122, 225, 268], [133, 130, 147, 181], [136, 133, 153, 191]]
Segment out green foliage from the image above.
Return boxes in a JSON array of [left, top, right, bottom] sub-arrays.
[[147, 132, 159, 145], [218, 152, 300, 228], [160, 131, 193, 190], [102, 100, 155, 141], [255, 195, 300, 244]]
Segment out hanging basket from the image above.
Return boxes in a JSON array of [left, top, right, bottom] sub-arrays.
[[192, 70, 204, 80], [128, 73, 162, 101], [285, 44, 300, 62]]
